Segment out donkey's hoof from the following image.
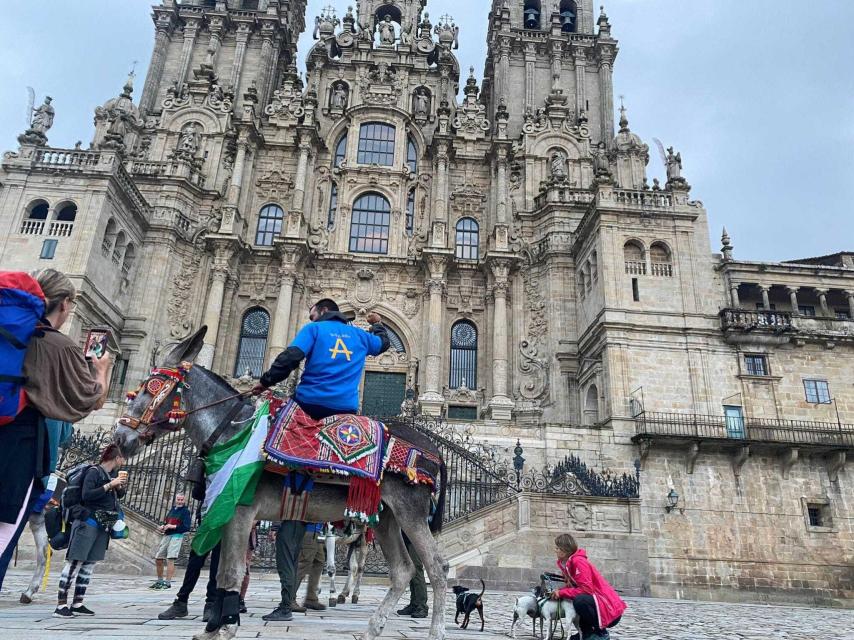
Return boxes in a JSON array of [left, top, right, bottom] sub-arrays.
[[19, 593, 33, 604], [351, 594, 359, 604], [191, 630, 219, 640], [329, 597, 337, 607], [216, 625, 238, 640], [337, 594, 346, 604]]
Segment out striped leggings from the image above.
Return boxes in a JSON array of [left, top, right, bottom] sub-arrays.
[[57, 559, 96, 606]]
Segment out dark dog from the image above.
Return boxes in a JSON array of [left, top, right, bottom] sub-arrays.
[[453, 579, 486, 631]]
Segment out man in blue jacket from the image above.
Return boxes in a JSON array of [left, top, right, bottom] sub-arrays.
[[252, 299, 389, 622], [150, 493, 192, 590]]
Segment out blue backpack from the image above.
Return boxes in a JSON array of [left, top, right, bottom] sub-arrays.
[[0, 272, 45, 425]]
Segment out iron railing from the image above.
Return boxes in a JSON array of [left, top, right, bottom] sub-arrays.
[[635, 411, 854, 448]]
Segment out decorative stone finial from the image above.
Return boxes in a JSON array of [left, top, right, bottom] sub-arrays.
[[463, 67, 479, 97], [598, 5, 611, 36], [618, 96, 629, 132], [721, 227, 733, 261]]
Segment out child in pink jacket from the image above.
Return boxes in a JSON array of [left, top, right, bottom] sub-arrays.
[[551, 533, 626, 640]]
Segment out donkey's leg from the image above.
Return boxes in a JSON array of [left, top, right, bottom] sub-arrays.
[[365, 509, 412, 640], [394, 495, 448, 640], [20, 513, 47, 603], [351, 540, 367, 603], [193, 504, 257, 640]]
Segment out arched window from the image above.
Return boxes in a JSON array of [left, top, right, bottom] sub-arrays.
[[584, 384, 599, 425], [386, 326, 406, 353], [327, 182, 338, 230], [122, 243, 135, 275], [455, 217, 480, 260], [407, 135, 418, 174], [357, 122, 396, 166], [234, 308, 270, 378], [450, 320, 478, 389], [406, 188, 415, 236], [334, 133, 348, 168], [102, 218, 117, 256], [55, 203, 77, 222], [255, 204, 284, 246], [523, 0, 542, 29], [27, 200, 49, 220], [112, 231, 127, 265], [650, 242, 673, 277], [559, 0, 577, 32], [349, 192, 391, 254], [623, 240, 646, 275]]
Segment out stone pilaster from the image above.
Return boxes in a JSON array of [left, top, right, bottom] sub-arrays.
[[176, 16, 202, 88], [229, 21, 253, 91], [488, 259, 514, 421], [140, 10, 175, 115], [598, 45, 616, 142], [419, 254, 449, 416], [267, 243, 306, 365], [787, 286, 800, 314], [574, 47, 587, 119], [198, 242, 235, 368]]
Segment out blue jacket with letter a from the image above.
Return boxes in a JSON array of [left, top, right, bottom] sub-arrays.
[[260, 312, 389, 413]]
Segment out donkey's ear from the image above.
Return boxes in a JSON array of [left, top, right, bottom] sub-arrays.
[[163, 326, 208, 366]]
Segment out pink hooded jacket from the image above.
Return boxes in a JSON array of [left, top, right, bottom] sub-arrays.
[[556, 549, 627, 629]]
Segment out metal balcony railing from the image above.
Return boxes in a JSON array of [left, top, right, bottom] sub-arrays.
[[635, 411, 854, 448]]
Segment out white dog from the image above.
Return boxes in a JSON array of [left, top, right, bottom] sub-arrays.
[[538, 574, 580, 640], [509, 586, 543, 638]]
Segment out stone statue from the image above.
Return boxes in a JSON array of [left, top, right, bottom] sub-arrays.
[[666, 146, 683, 181], [400, 20, 414, 45], [377, 15, 396, 45], [413, 88, 430, 118], [550, 150, 568, 181], [178, 124, 199, 156], [331, 82, 348, 109], [593, 142, 611, 178], [30, 97, 55, 134]]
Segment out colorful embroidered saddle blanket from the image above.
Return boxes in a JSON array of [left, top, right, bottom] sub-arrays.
[[264, 400, 386, 482]]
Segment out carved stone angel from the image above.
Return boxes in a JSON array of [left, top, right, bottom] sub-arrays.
[[30, 97, 55, 134], [665, 146, 683, 181]]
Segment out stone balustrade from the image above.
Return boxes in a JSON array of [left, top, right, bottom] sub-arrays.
[[19, 218, 74, 237], [20, 219, 45, 235], [34, 149, 101, 168], [128, 159, 206, 188], [625, 259, 646, 275]]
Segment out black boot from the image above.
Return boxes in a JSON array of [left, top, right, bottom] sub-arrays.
[[158, 600, 189, 620], [202, 602, 214, 622], [397, 603, 416, 616], [205, 589, 225, 633], [220, 591, 241, 627]]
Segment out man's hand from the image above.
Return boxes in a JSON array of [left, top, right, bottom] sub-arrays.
[[366, 312, 381, 325], [550, 591, 561, 601], [251, 383, 267, 396], [92, 353, 113, 376]]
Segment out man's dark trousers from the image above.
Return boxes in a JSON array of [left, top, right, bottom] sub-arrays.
[[275, 521, 306, 608], [405, 539, 427, 609], [176, 542, 221, 604]]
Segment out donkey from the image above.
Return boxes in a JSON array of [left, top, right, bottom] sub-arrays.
[[337, 523, 370, 605], [114, 327, 449, 640], [18, 511, 49, 604]]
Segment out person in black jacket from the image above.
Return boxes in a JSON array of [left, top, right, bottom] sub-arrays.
[[54, 444, 126, 618]]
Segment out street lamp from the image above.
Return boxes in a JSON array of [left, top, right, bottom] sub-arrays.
[[664, 488, 679, 513], [513, 440, 525, 489]]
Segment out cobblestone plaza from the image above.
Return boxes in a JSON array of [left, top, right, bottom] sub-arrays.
[[2, 570, 853, 640]]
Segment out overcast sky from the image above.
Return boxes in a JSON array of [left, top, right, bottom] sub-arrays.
[[2, 1, 852, 262]]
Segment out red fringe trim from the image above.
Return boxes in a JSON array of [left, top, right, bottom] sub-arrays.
[[345, 477, 382, 524]]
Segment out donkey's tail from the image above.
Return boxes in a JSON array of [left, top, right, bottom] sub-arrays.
[[429, 459, 447, 535]]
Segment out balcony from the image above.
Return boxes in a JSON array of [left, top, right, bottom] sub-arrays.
[[127, 159, 206, 189], [19, 219, 74, 237], [720, 308, 854, 346], [633, 411, 851, 480]]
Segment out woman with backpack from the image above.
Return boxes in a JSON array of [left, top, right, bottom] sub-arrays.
[[54, 443, 126, 617], [0, 269, 112, 590]]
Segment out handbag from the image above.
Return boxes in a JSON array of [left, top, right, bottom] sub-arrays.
[[92, 509, 120, 532]]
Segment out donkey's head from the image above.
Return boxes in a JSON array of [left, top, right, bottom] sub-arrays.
[[114, 326, 207, 458]]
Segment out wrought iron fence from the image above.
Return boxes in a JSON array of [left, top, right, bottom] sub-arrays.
[[635, 411, 854, 448]]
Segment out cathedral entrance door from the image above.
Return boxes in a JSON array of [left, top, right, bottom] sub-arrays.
[[362, 371, 407, 418]]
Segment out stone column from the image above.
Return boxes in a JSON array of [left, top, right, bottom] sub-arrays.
[[431, 144, 449, 248], [488, 261, 514, 421], [140, 15, 174, 115], [257, 21, 278, 107], [176, 17, 202, 87], [496, 37, 511, 107], [292, 141, 310, 213], [574, 48, 587, 117], [221, 137, 250, 233], [524, 43, 537, 113], [758, 284, 771, 310], [846, 291, 854, 319], [198, 247, 233, 368], [730, 284, 740, 308], [815, 288, 830, 316], [598, 47, 615, 142], [787, 286, 800, 314], [268, 271, 296, 365], [419, 255, 448, 416], [229, 23, 253, 91], [495, 149, 508, 225]]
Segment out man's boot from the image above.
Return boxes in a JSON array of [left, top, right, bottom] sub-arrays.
[[410, 605, 429, 619], [290, 601, 307, 613], [304, 598, 327, 611], [397, 603, 417, 616], [202, 602, 214, 622], [158, 600, 188, 620]]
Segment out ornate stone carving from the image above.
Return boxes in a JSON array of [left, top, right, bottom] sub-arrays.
[[265, 71, 306, 125], [167, 250, 201, 338], [354, 268, 375, 304], [162, 81, 190, 110], [517, 339, 549, 400], [402, 287, 421, 318], [452, 68, 490, 140], [18, 96, 54, 146], [255, 170, 295, 202]]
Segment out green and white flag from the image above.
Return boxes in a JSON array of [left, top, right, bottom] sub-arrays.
[[191, 401, 269, 555]]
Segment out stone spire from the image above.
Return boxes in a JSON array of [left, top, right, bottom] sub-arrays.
[[721, 227, 734, 261]]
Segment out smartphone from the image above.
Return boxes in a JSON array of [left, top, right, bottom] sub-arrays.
[[84, 329, 110, 360]]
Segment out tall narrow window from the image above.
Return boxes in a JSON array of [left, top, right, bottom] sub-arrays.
[[455, 217, 479, 260], [406, 188, 415, 236], [334, 133, 348, 168], [327, 183, 338, 230], [407, 135, 418, 173], [40, 239, 58, 260], [357, 122, 396, 166], [234, 308, 270, 378], [255, 204, 284, 246], [349, 192, 391, 254], [449, 320, 478, 389]]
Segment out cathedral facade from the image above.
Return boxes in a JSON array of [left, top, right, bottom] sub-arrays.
[[1, 0, 851, 605]]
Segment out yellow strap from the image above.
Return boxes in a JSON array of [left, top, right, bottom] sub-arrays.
[[41, 544, 52, 592]]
